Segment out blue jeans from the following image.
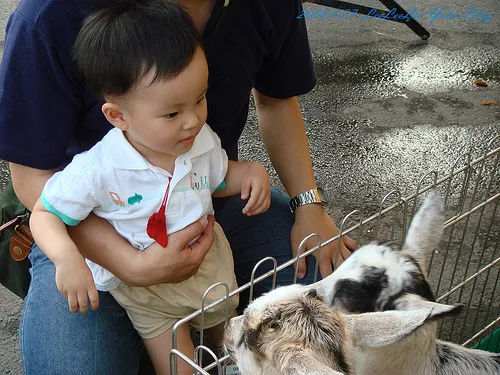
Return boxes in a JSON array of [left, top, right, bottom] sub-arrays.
[[20, 189, 318, 374]]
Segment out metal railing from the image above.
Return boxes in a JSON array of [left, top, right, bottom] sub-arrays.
[[172, 135, 500, 374]]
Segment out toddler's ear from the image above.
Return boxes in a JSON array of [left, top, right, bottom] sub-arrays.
[[102, 102, 128, 131]]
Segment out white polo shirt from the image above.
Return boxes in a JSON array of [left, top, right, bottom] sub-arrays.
[[41, 124, 228, 291]]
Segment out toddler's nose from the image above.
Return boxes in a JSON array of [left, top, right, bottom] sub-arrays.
[[183, 113, 199, 130]]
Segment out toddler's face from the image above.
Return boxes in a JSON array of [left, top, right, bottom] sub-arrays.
[[119, 47, 208, 161]]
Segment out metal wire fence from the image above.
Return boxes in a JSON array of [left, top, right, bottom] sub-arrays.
[[171, 135, 500, 374]]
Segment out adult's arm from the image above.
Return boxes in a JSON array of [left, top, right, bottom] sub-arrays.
[[10, 162, 213, 286], [253, 93, 356, 278], [249, 0, 356, 277]]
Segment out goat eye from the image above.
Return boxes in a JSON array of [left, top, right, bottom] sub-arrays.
[[269, 321, 280, 330], [272, 309, 282, 320]]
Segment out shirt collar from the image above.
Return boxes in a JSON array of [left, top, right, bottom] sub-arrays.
[[106, 125, 215, 170], [186, 124, 215, 159], [106, 128, 149, 170]]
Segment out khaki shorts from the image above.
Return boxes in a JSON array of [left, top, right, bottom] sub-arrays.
[[110, 222, 239, 339]]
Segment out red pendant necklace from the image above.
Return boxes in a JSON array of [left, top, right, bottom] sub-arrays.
[[146, 178, 171, 247]]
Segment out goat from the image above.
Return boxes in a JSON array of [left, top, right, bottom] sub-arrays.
[[224, 285, 468, 375], [312, 190, 500, 375], [313, 190, 447, 314], [223, 283, 463, 375], [224, 192, 500, 375]]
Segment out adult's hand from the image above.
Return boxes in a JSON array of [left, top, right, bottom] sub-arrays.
[[129, 215, 215, 286], [291, 204, 357, 279]]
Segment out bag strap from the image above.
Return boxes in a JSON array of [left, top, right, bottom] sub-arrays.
[[0, 214, 28, 233], [206, 0, 241, 61]]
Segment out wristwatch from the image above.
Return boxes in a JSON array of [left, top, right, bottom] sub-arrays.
[[288, 187, 327, 213]]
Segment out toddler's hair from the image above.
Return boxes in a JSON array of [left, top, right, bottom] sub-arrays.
[[74, 0, 201, 98]]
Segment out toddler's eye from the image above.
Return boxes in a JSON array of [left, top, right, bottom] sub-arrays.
[[197, 96, 206, 104], [165, 112, 179, 119]]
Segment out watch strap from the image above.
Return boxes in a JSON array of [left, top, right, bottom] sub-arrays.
[[289, 188, 323, 213]]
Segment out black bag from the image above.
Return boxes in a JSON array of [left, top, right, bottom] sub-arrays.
[[0, 182, 33, 299]]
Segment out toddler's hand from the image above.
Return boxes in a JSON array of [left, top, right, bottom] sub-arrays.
[[55, 256, 99, 314], [241, 162, 271, 216]]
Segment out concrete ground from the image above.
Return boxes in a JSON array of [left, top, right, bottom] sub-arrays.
[[0, 0, 499, 374]]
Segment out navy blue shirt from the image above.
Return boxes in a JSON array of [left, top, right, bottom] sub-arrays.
[[0, 0, 316, 168]]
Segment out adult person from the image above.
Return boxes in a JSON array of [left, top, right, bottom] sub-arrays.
[[0, 0, 356, 374]]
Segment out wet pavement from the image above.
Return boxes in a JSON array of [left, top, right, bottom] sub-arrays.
[[1, 0, 499, 374], [240, 0, 499, 218]]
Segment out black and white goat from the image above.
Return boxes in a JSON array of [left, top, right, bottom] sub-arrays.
[[312, 190, 499, 375], [224, 283, 453, 375], [223, 192, 500, 375]]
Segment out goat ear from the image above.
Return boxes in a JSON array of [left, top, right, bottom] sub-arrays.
[[346, 308, 433, 348], [395, 296, 463, 319], [402, 190, 445, 276], [285, 352, 345, 375]]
